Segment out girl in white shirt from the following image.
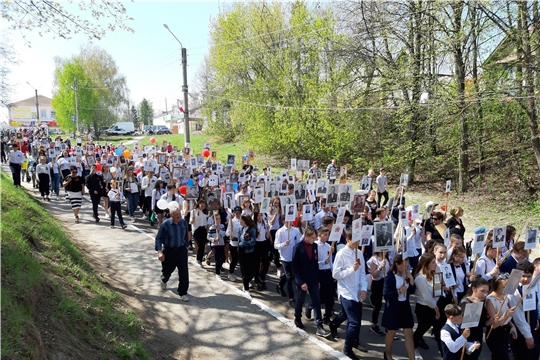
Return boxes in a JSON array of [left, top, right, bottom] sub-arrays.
[[151, 180, 167, 227], [190, 200, 209, 265], [254, 211, 270, 291], [367, 251, 389, 336], [413, 252, 440, 350], [107, 180, 127, 229], [35, 156, 51, 201]]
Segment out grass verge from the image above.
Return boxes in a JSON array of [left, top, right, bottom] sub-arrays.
[[0, 172, 150, 359]]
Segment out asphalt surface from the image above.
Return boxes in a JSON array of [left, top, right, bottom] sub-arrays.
[[4, 165, 495, 360]]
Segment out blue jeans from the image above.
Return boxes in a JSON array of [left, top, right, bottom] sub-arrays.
[[51, 173, 60, 196], [125, 192, 139, 217], [334, 296, 363, 352], [295, 281, 322, 326]]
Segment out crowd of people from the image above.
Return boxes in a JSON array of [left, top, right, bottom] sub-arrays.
[[3, 129, 540, 360]]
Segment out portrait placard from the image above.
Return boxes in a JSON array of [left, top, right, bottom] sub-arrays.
[[461, 301, 483, 329], [400, 173, 409, 187], [351, 194, 366, 213], [290, 158, 297, 171], [329, 224, 343, 242], [316, 179, 328, 196], [85, 155, 96, 166], [186, 186, 199, 200], [260, 197, 271, 214], [525, 228, 539, 250], [492, 226, 507, 249], [294, 182, 307, 203], [441, 264, 456, 287], [472, 233, 486, 254], [253, 186, 264, 204], [503, 269, 524, 295], [444, 228, 451, 247], [284, 204, 297, 222], [412, 204, 420, 220], [352, 218, 362, 243], [224, 193, 235, 210], [374, 221, 394, 252], [433, 273, 443, 298], [302, 204, 313, 221], [522, 285, 537, 312], [206, 189, 221, 211], [339, 165, 348, 184], [172, 166, 182, 180], [158, 153, 167, 165], [208, 174, 219, 187], [360, 176, 372, 191], [446, 180, 451, 193], [336, 207, 347, 225], [227, 154, 235, 165], [338, 184, 352, 205]]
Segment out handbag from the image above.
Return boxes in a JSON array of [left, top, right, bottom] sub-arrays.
[[150, 212, 157, 223]]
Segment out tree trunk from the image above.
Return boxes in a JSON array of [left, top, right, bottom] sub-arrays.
[[518, 1, 540, 170]]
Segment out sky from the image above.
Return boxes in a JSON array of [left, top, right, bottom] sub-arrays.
[[2, 1, 224, 121]]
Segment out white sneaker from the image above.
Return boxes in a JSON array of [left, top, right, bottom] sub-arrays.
[[215, 274, 221, 280], [415, 349, 423, 360], [228, 274, 236, 282], [277, 269, 283, 278], [141, 214, 147, 220], [179, 295, 190, 302], [160, 280, 166, 291], [243, 289, 251, 297]]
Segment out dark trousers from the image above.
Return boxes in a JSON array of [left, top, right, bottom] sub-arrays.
[[193, 227, 208, 262], [377, 190, 388, 207], [110, 201, 125, 226], [143, 195, 152, 215], [335, 296, 363, 352], [433, 296, 451, 355], [254, 240, 270, 283], [279, 261, 295, 299], [229, 245, 239, 274], [310, 269, 334, 319], [1, 151, 6, 163], [213, 246, 225, 275], [9, 163, 21, 186], [409, 252, 421, 274], [511, 327, 539, 360], [370, 278, 384, 325], [90, 192, 101, 218], [239, 248, 256, 291], [270, 230, 282, 269], [161, 246, 189, 296], [413, 303, 436, 345], [38, 173, 50, 197], [296, 281, 323, 326], [486, 325, 510, 360]]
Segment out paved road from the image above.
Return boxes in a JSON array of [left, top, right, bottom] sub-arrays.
[[5, 166, 494, 360]]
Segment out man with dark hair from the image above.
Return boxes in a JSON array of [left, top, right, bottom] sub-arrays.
[[509, 260, 539, 360], [292, 226, 331, 337]]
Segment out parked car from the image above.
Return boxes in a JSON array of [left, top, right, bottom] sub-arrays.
[[157, 128, 172, 135]]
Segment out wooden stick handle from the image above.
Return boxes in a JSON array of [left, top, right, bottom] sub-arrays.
[[496, 248, 500, 266], [460, 341, 466, 360], [486, 294, 508, 339], [470, 254, 479, 277], [499, 249, 514, 266]]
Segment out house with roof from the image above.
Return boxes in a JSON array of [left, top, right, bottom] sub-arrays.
[[6, 95, 59, 128]]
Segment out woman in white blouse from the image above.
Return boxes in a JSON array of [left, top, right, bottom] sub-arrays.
[[413, 252, 440, 351], [190, 200, 209, 265]]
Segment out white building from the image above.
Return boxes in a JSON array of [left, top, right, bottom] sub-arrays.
[[7, 95, 58, 128]]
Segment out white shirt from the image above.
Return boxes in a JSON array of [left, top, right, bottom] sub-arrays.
[[332, 246, 368, 302], [396, 274, 408, 302], [256, 222, 267, 242], [316, 240, 333, 270], [367, 256, 390, 281], [57, 157, 71, 171], [226, 217, 242, 247], [509, 285, 540, 339], [475, 255, 496, 281], [414, 273, 438, 309], [108, 188, 124, 202], [191, 209, 208, 230], [36, 163, 50, 176], [454, 265, 466, 295], [313, 210, 332, 231], [440, 320, 473, 354], [8, 150, 24, 164], [141, 176, 158, 197], [274, 225, 302, 262]]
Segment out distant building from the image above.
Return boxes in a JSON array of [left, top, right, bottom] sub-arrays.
[[6, 95, 58, 128]]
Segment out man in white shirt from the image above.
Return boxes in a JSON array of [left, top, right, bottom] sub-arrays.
[[8, 143, 25, 187], [225, 206, 243, 282], [330, 229, 368, 359], [274, 222, 302, 307]]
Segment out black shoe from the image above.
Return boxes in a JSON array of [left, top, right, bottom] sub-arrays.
[[294, 318, 305, 329], [343, 348, 360, 360], [371, 325, 385, 336], [354, 343, 368, 353], [261, 282, 267, 290], [415, 339, 429, 350], [121, 224, 127, 229], [323, 317, 331, 325], [384, 352, 388, 360], [329, 321, 339, 338], [305, 307, 312, 320], [256, 283, 263, 291], [288, 299, 296, 308], [95, 216, 100, 223], [316, 325, 331, 338], [276, 285, 286, 297]]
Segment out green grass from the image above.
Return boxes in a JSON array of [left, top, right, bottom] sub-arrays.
[[0, 172, 150, 359]]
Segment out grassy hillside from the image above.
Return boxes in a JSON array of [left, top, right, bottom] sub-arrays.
[[0, 172, 150, 359]]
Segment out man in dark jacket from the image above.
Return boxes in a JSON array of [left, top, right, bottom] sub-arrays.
[[86, 164, 104, 222], [292, 226, 331, 337]]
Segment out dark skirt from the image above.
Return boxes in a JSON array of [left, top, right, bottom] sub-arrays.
[[382, 300, 414, 330]]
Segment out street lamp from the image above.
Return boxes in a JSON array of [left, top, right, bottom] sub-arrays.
[[26, 81, 40, 123], [163, 23, 190, 148]]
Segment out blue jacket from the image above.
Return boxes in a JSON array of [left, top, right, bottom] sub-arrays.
[[292, 241, 319, 286], [238, 226, 257, 253]]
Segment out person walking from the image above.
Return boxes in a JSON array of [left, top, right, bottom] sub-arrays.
[[8, 143, 24, 187], [190, 200, 209, 266], [86, 164, 104, 223], [292, 226, 331, 337], [62, 165, 84, 223], [155, 206, 190, 302], [238, 215, 257, 294], [35, 156, 51, 201], [123, 166, 140, 222], [107, 180, 127, 229], [49, 157, 61, 200]]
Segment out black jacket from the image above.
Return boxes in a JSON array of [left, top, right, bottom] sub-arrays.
[[86, 173, 104, 193], [292, 241, 319, 286]]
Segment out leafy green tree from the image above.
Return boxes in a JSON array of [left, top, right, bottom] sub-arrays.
[[52, 45, 127, 134], [131, 105, 139, 128], [138, 99, 153, 126]]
